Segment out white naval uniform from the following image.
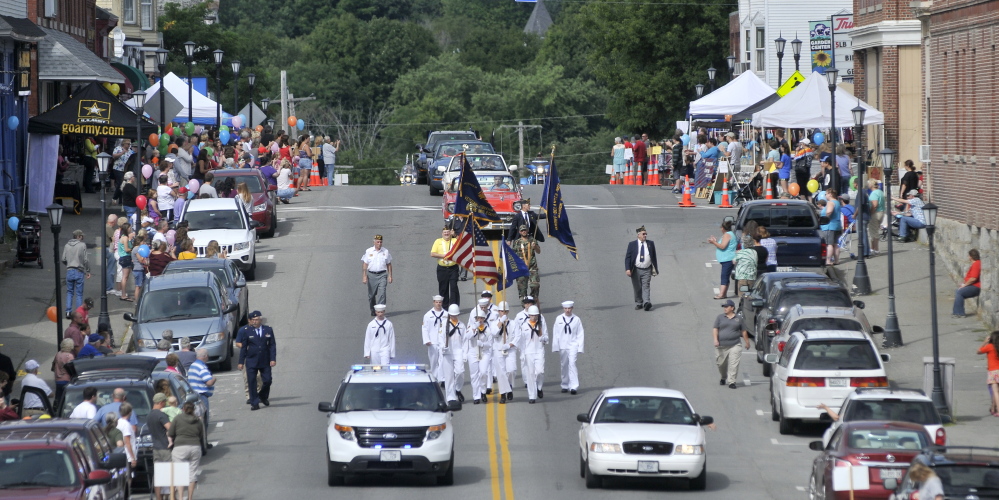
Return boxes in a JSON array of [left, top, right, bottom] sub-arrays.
[[363, 318, 396, 365], [518, 319, 548, 401], [422, 308, 447, 380], [436, 320, 466, 403], [466, 319, 495, 401], [514, 309, 547, 377], [468, 305, 497, 384], [491, 315, 520, 396], [551, 313, 585, 391]]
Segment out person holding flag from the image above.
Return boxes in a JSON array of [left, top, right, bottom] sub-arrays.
[[467, 310, 495, 404], [512, 225, 541, 302], [491, 301, 519, 404]]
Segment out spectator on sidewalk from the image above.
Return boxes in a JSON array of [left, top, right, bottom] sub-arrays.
[[94, 388, 139, 428], [0, 347, 12, 400], [978, 331, 999, 417], [54, 339, 75, 402], [75, 298, 94, 329], [713, 300, 750, 389], [147, 241, 175, 277], [894, 190, 925, 243], [169, 402, 204, 500], [954, 249, 982, 318], [867, 179, 885, 255], [69, 386, 98, 419], [104, 215, 118, 296], [899, 159, 920, 201], [177, 338, 197, 372], [147, 393, 172, 500], [61, 229, 91, 317], [77, 333, 105, 358], [188, 348, 216, 428], [117, 403, 137, 469], [18, 360, 52, 416], [65, 311, 86, 355]]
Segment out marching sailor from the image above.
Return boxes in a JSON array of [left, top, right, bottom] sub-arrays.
[[467, 309, 495, 404], [491, 302, 519, 403], [518, 305, 548, 404], [551, 301, 584, 395], [421, 295, 447, 380], [363, 304, 395, 365], [514, 296, 546, 388], [437, 304, 466, 403]]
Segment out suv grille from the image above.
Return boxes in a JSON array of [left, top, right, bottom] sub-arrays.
[[355, 427, 428, 449], [623, 442, 673, 455]]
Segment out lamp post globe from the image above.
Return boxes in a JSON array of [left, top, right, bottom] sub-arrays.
[[695, 83, 704, 97], [775, 34, 786, 85], [791, 36, 802, 71], [231, 60, 241, 121], [247, 73, 256, 129], [184, 41, 195, 124], [156, 48, 168, 130]]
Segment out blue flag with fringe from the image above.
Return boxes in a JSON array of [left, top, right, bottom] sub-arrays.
[[454, 154, 501, 223], [499, 239, 529, 291], [539, 158, 578, 259]]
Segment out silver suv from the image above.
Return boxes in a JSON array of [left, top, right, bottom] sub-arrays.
[[820, 388, 948, 447], [318, 365, 461, 486], [763, 304, 883, 376]]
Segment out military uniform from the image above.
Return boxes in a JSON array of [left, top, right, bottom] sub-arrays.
[[491, 303, 519, 403], [466, 315, 495, 404], [421, 297, 447, 380], [518, 305, 548, 404], [551, 301, 584, 394], [511, 228, 541, 301], [436, 305, 466, 403], [363, 305, 395, 365]]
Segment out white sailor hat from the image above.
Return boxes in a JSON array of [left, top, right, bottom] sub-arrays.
[[480, 290, 493, 298], [496, 301, 509, 311], [373, 304, 387, 312], [447, 304, 461, 315], [432, 295, 444, 301], [475, 309, 487, 318], [527, 305, 540, 315], [561, 301, 575, 308], [477, 298, 490, 306]]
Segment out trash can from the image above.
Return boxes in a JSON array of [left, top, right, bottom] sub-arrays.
[[922, 357, 955, 415]]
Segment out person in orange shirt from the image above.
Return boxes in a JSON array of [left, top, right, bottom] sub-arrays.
[[953, 249, 981, 318], [977, 330, 999, 416]]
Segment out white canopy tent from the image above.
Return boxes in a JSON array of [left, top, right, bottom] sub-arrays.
[[751, 71, 884, 128], [125, 72, 232, 126], [689, 71, 777, 117]]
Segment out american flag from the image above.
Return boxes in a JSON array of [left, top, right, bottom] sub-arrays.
[[445, 219, 498, 285]]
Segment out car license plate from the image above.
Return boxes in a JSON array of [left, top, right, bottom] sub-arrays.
[[828, 378, 849, 387], [880, 468, 903, 480], [637, 461, 659, 473], [776, 266, 796, 272], [379, 450, 401, 462]]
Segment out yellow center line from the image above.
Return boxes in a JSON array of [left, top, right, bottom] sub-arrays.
[[497, 386, 515, 500], [485, 388, 501, 500]]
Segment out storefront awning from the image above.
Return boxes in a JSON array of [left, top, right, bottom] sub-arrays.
[[112, 62, 150, 91], [37, 26, 124, 83], [0, 15, 45, 42]]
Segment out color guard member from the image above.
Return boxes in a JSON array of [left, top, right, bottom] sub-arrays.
[[363, 304, 395, 365], [519, 305, 548, 404], [551, 301, 584, 395], [421, 295, 447, 380]]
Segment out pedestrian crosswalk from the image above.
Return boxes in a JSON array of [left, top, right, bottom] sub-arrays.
[[279, 204, 724, 213]]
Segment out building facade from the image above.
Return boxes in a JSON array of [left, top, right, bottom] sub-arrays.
[[96, 0, 160, 79]]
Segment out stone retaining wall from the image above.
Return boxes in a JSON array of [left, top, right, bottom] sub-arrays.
[[924, 218, 996, 328]]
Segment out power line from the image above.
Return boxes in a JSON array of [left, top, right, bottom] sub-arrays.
[[306, 113, 607, 129]]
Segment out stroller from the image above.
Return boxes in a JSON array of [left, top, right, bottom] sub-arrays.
[[731, 168, 764, 207], [14, 215, 43, 268]]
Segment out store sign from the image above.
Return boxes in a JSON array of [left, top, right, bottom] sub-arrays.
[[17, 45, 31, 96], [832, 14, 854, 82], [809, 20, 834, 74]]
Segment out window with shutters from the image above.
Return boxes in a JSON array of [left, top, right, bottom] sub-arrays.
[[44, 0, 57, 18], [755, 28, 765, 72]]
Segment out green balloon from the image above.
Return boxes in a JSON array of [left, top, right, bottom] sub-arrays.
[[220, 125, 229, 132], [160, 133, 170, 145], [849, 175, 858, 189], [204, 147, 214, 156], [185, 122, 195, 135], [159, 143, 168, 156]]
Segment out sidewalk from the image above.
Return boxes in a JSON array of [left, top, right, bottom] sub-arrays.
[[832, 235, 999, 447], [0, 190, 135, 383]]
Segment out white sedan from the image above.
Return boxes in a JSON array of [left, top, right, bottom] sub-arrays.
[[577, 387, 712, 490]]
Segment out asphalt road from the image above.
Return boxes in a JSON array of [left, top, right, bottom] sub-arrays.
[[194, 184, 819, 500]]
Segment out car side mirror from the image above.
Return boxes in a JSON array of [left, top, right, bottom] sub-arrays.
[[808, 441, 824, 451], [250, 220, 263, 228], [85, 470, 113, 487], [871, 326, 884, 334], [508, 164, 518, 171], [764, 353, 779, 364], [883, 478, 898, 490], [123, 312, 137, 323], [694, 414, 713, 426], [224, 304, 238, 314], [940, 414, 952, 424], [436, 166, 446, 173], [101, 452, 128, 470], [447, 400, 462, 412], [185, 393, 200, 405], [235, 278, 246, 288], [576, 413, 589, 423], [819, 412, 832, 422], [751, 299, 765, 308], [318, 402, 334, 413], [268, 185, 277, 192], [853, 300, 865, 309], [880, 353, 891, 362]]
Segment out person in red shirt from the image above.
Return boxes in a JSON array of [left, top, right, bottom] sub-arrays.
[[632, 134, 648, 183], [75, 297, 94, 328], [977, 330, 999, 416], [953, 248, 981, 318]]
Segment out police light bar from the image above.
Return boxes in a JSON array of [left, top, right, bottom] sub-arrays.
[[350, 364, 428, 373]]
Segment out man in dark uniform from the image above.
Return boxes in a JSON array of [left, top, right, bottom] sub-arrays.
[[237, 311, 276, 411], [625, 226, 659, 311], [506, 198, 545, 242]]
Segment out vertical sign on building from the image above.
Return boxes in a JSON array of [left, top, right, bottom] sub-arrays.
[[809, 20, 833, 75], [17, 44, 31, 96], [831, 14, 854, 83]]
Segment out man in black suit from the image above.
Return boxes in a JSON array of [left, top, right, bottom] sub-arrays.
[[237, 311, 277, 410], [506, 198, 545, 242], [624, 226, 659, 311]]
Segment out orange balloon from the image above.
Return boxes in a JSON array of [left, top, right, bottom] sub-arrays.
[[255, 125, 264, 132], [788, 182, 800, 196], [152, 157, 159, 164], [149, 133, 159, 147], [288, 116, 297, 127], [46, 306, 58, 323]]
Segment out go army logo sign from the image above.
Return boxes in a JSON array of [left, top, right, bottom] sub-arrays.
[[61, 100, 125, 136]]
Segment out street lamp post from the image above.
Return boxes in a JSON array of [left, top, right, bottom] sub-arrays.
[[184, 41, 195, 125], [213, 49, 223, 129], [156, 49, 168, 132], [825, 68, 840, 194], [791, 35, 803, 72], [726, 55, 736, 77], [133, 90, 146, 185], [707, 66, 717, 93], [266, 118, 275, 132], [879, 148, 903, 348], [695, 84, 704, 98], [775, 34, 786, 86], [231, 60, 241, 121], [247, 73, 256, 130], [96, 152, 113, 336], [922, 202, 949, 417], [47, 203, 64, 346], [851, 103, 872, 295]]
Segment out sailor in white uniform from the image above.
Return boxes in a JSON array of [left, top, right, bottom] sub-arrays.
[[514, 296, 546, 387], [518, 305, 548, 404], [421, 295, 447, 380], [467, 309, 495, 404], [363, 304, 395, 365], [551, 300, 584, 394], [437, 304, 466, 403], [491, 301, 519, 403]]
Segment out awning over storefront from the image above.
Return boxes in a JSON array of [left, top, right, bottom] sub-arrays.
[[37, 26, 124, 83], [112, 62, 151, 91], [0, 15, 45, 42]]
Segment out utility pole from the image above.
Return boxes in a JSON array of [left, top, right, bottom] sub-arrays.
[[496, 121, 541, 169], [280, 70, 288, 133], [287, 93, 317, 133]]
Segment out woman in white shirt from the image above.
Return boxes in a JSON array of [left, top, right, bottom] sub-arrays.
[[276, 159, 296, 203], [117, 402, 138, 468]]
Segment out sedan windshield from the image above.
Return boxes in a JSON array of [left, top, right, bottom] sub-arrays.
[[480, 175, 516, 192], [593, 396, 695, 425], [183, 210, 245, 231], [846, 429, 928, 450], [794, 340, 880, 370], [213, 175, 264, 192], [336, 383, 443, 412], [450, 155, 506, 171], [0, 449, 77, 487], [844, 400, 941, 425], [138, 287, 220, 322]]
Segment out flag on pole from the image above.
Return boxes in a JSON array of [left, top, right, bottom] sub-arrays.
[[445, 219, 499, 285], [454, 153, 501, 223], [498, 238, 529, 291], [539, 157, 578, 259]]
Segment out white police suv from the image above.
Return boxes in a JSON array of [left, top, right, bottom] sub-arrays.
[[318, 364, 461, 486]]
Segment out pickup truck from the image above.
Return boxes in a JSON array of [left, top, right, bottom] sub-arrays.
[[734, 200, 825, 271], [416, 130, 478, 184]]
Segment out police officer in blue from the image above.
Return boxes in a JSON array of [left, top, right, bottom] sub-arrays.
[[237, 311, 277, 411]]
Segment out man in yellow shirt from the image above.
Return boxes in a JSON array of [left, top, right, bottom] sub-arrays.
[[430, 226, 460, 307]]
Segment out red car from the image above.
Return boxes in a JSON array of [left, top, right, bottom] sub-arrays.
[[211, 169, 278, 238], [442, 172, 522, 231], [807, 421, 930, 500], [0, 430, 114, 499]]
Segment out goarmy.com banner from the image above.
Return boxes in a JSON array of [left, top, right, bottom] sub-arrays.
[[61, 124, 126, 136]]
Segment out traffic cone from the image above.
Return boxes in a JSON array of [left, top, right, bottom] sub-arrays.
[[322, 177, 329, 186], [648, 157, 660, 186], [624, 164, 633, 185], [678, 176, 696, 207], [635, 164, 644, 186], [718, 174, 733, 208], [765, 174, 774, 200], [609, 173, 617, 185], [310, 167, 321, 187]]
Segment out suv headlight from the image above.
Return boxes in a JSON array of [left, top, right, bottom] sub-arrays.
[[140, 339, 157, 349], [253, 203, 267, 213], [334, 424, 355, 441], [233, 241, 249, 251], [590, 443, 622, 454], [426, 424, 446, 440], [674, 444, 704, 455], [204, 332, 225, 343]]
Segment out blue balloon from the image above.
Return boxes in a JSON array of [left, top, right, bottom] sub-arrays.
[[296, 119, 305, 131], [680, 134, 690, 146], [219, 130, 230, 144], [812, 132, 825, 146], [137, 245, 151, 258], [766, 131, 774, 140], [6, 116, 18, 130], [239, 114, 247, 127], [7, 216, 18, 232]]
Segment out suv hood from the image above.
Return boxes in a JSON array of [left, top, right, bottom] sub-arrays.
[[135, 317, 220, 349], [335, 411, 445, 427], [186, 229, 249, 244], [0, 486, 82, 500], [590, 423, 702, 445]]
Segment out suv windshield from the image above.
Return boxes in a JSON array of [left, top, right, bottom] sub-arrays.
[[183, 210, 245, 231], [61, 386, 152, 422], [212, 175, 263, 192], [845, 400, 941, 425], [847, 429, 928, 450], [0, 449, 77, 487], [789, 318, 863, 333], [778, 290, 851, 311], [593, 396, 694, 425], [337, 382, 443, 412], [794, 340, 880, 370], [139, 286, 220, 321]]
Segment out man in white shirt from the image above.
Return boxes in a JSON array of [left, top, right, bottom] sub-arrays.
[[361, 234, 393, 316], [69, 386, 99, 419], [725, 132, 744, 163], [421, 296, 446, 380], [551, 301, 585, 395], [322, 136, 339, 186], [19, 360, 53, 416], [156, 173, 176, 221], [363, 305, 395, 365], [173, 137, 194, 184], [199, 172, 219, 198]]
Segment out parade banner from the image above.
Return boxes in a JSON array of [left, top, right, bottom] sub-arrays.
[[809, 20, 833, 75], [453, 153, 501, 223], [498, 239, 529, 291]]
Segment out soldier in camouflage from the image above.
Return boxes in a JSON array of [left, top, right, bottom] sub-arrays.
[[511, 225, 541, 302]]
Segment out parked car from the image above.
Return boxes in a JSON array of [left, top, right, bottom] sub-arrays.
[[885, 446, 999, 500], [820, 388, 947, 448], [179, 197, 260, 280], [576, 387, 713, 490], [0, 429, 115, 499], [738, 271, 831, 335], [161, 258, 249, 326], [442, 173, 522, 231], [808, 421, 930, 500], [210, 168, 277, 238], [125, 270, 239, 370], [766, 330, 890, 435], [764, 304, 882, 376], [734, 199, 826, 270]]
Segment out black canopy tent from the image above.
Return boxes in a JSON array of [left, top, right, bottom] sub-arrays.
[[28, 81, 157, 137]]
